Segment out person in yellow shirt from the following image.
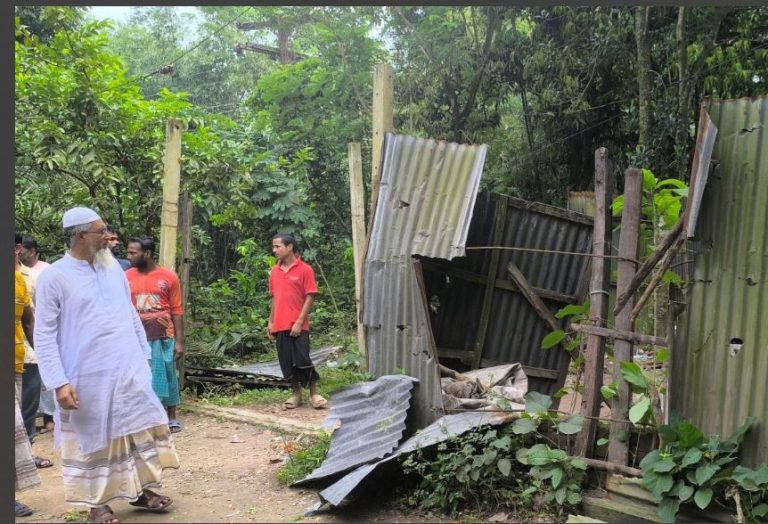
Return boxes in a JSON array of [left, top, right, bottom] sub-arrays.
[[15, 235, 40, 517]]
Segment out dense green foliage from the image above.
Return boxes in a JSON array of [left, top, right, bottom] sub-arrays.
[[15, 6, 768, 363]]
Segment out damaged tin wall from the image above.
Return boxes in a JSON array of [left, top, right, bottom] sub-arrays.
[[363, 133, 488, 430], [420, 192, 594, 396], [671, 96, 768, 466]]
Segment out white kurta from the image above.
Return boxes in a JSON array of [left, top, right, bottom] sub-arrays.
[[34, 253, 169, 454]]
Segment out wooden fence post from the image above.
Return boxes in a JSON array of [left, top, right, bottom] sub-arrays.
[[348, 143, 367, 363], [159, 119, 183, 271], [177, 192, 193, 389], [608, 167, 643, 465], [576, 147, 614, 457], [369, 63, 394, 223]]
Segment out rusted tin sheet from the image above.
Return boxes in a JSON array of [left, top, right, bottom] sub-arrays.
[[294, 375, 417, 485], [364, 133, 488, 430], [671, 96, 768, 466], [318, 411, 515, 506], [685, 106, 718, 238], [421, 192, 594, 397]]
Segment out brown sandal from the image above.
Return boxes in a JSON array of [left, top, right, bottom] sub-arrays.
[[88, 505, 119, 524], [129, 489, 173, 512], [283, 395, 303, 410]]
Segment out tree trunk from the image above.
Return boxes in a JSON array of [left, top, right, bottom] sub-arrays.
[[676, 7, 690, 181], [635, 7, 652, 150]]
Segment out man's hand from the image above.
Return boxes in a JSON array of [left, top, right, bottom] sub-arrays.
[[290, 320, 302, 337], [267, 321, 275, 341], [56, 383, 79, 410], [174, 340, 184, 362]]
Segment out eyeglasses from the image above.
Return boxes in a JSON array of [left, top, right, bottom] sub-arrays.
[[83, 227, 108, 235]]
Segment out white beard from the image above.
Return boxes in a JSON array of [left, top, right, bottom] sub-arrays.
[[93, 247, 116, 270]]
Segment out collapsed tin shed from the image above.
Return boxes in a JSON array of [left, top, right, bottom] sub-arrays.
[[363, 132, 594, 430], [670, 96, 768, 466]]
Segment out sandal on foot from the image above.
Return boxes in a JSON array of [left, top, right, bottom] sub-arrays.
[[88, 505, 119, 523], [282, 395, 302, 410], [34, 455, 54, 468], [310, 395, 328, 409], [15, 501, 33, 517], [129, 489, 173, 512], [168, 419, 183, 434]]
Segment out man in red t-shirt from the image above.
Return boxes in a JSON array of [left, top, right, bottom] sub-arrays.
[[126, 236, 185, 433], [267, 233, 327, 410]]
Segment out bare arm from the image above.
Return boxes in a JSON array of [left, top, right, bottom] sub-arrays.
[[290, 293, 315, 337], [22, 304, 34, 348], [267, 297, 275, 341], [172, 314, 184, 361]]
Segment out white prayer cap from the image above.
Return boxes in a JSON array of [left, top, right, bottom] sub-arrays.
[[62, 207, 101, 229]]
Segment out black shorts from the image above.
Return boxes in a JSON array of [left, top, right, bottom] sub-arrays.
[[275, 331, 320, 388]]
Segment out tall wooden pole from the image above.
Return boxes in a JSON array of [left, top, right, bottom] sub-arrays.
[[177, 192, 193, 389], [369, 64, 394, 221], [160, 119, 183, 271], [576, 148, 614, 457], [608, 167, 643, 465], [348, 143, 367, 362]]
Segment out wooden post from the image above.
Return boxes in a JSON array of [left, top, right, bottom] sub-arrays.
[[348, 143, 367, 362], [177, 192, 193, 389], [608, 167, 643, 466], [576, 147, 614, 458], [369, 63, 394, 222], [159, 119, 183, 271]]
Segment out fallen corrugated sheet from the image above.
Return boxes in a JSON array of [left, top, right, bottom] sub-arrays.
[[685, 106, 718, 238], [671, 96, 768, 467], [317, 411, 515, 507], [364, 133, 488, 430], [420, 191, 593, 397], [233, 346, 340, 378], [294, 375, 417, 485]]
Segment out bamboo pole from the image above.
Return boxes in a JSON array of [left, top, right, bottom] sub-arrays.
[[177, 192, 193, 390], [159, 119, 183, 271], [576, 148, 614, 458], [608, 168, 642, 466], [571, 323, 667, 347], [348, 143, 367, 361]]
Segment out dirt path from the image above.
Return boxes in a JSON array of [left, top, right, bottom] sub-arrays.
[[16, 402, 437, 524]]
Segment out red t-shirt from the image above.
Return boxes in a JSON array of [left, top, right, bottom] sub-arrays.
[[126, 266, 184, 340], [269, 257, 318, 333]]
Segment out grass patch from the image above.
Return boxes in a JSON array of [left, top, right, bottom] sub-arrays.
[[276, 431, 332, 485]]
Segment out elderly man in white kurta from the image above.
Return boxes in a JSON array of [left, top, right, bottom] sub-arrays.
[[35, 207, 179, 524]]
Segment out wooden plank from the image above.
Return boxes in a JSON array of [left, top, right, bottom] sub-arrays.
[[177, 192, 193, 390], [369, 63, 394, 223], [614, 218, 683, 316], [506, 262, 561, 333], [571, 324, 667, 347], [608, 168, 643, 466], [630, 232, 686, 321], [506, 195, 594, 226], [472, 195, 508, 369], [159, 118, 183, 271], [419, 260, 578, 304], [436, 347, 475, 364], [348, 142, 367, 362], [576, 147, 614, 458]]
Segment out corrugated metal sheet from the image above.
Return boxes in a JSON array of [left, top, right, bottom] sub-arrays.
[[294, 375, 417, 485], [232, 346, 339, 378], [364, 133, 488, 430], [671, 96, 768, 466], [568, 191, 596, 217], [421, 192, 594, 396], [685, 108, 718, 238], [318, 411, 515, 506]]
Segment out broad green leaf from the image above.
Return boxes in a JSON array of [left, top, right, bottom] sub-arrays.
[[752, 504, 768, 517], [551, 467, 564, 489], [678, 484, 694, 501], [679, 421, 704, 448], [695, 463, 720, 485], [620, 361, 648, 390], [596, 438, 609, 446], [629, 396, 651, 424], [541, 330, 567, 349], [555, 302, 589, 319], [693, 487, 713, 509], [555, 486, 567, 505], [512, 417, 538, 435], [555, 415, 583, 435], [724, 415, 756, 446], [640, 449, 662, 470], [497, 458, 512, 477], [524, 391, 552, 414], [658, 497, 680, 523], [652, 459, 676, 473], [567, 491, 582, 505], [571, 458, 588, 470], [642, 168, 658, 191], [662, 270, 684, 285], [680, 448, 703, 468], [600, 381, 618, 400], [656, 348, 669, 363]]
